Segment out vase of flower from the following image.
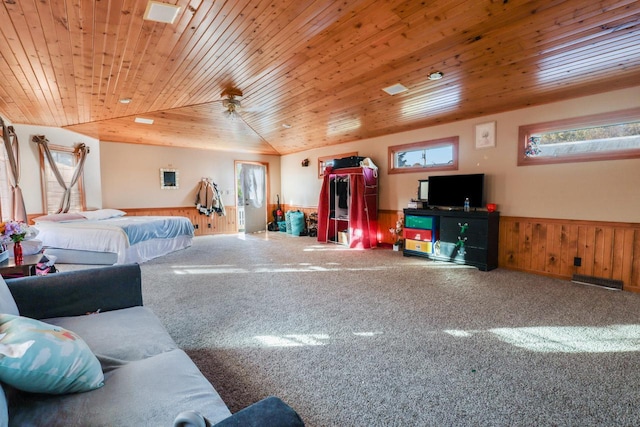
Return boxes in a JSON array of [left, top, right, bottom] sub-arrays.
[[0, 220, 36, 265], [13, 241, 23, 264], [389, 219, 404, 252]]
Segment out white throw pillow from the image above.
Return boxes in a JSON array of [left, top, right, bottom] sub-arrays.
[[81, 209, 127, 221]]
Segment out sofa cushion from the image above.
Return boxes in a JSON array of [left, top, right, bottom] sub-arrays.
[[7, 349, 231, 427], [0, 314, 104, 394], [0, 276, 18, 315], [44, 306, 177, 367], [1, 383, 8, 427]]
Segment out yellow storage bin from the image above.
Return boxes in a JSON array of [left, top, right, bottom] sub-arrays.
[[405, 239, 433, 254]]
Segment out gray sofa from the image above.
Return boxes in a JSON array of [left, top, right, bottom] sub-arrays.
[[0, 264, 304, 427]]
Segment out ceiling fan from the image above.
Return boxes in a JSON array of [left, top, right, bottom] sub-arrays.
[[221, 87, 243, 120]]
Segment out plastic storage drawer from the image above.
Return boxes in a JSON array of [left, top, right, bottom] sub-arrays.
[[404, 228, 433, 242], [405, 239, 433, 254], [405, 215, 434, 229]]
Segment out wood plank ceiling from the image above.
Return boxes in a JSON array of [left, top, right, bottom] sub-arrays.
[[0, 0, 639, 155]]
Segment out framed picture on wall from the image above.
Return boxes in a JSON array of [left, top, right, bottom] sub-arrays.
[[475, 121, 496, 149], [160, 168, 179, 189]]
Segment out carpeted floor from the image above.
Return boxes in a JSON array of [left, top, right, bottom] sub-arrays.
[[66, 232, 640, 426]]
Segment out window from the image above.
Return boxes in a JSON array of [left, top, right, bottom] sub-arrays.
[[318, 152, 358, 178], [518, 107, 640, 166], [0, 145, 11, 220], [388, 137, 458, 174], [40, 144, 85, 214]]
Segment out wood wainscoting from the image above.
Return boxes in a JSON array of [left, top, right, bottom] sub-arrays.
[[28, 207, 237, 236], [124, 206, 237, 236], [281, 205, 403, 245], [500, 216, 640, 292]]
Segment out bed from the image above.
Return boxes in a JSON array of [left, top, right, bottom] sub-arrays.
[[33, 209, 194, 265]]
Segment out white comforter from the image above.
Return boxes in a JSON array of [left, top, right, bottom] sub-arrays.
[[35, 216, 194, 264]]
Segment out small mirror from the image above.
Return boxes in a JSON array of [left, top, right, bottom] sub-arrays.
[[160, 168, 179, 189]]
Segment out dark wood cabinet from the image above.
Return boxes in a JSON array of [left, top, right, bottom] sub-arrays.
[[403, 209, 500, 271]]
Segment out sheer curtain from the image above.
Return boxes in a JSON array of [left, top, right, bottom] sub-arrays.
[[241, 164, 265, 208], [0, 117, 27, 222], [32, 135, 90, 214]]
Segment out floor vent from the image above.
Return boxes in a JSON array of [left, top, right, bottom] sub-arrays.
[[571, 274, 623, 291]]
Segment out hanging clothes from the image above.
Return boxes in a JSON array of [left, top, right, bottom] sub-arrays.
[[195, 178, 226, 217]]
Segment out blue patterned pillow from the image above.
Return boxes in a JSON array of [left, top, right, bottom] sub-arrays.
[[0, 314, 104, 394]]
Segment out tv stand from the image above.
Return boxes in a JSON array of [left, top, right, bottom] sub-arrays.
[[403, 209, 500, 271]]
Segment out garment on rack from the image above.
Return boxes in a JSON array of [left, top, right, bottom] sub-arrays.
[[195, 179, 226, 216], [336, 178, 349, 209]]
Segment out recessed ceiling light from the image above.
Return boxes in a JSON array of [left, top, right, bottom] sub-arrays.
[[428, 71, 444, 80], [382, 83, 408, 95], [144, 1, 181, 24], [134, 117, 154, 125], [119, 98, 132, 104], [282, 123, 292, 129]]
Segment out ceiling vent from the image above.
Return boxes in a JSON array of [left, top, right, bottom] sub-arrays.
[[382, 83, 408, 95], [144, 1, 181, 24]]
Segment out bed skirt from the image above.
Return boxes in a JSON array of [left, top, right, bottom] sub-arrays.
[[44, 235, 193, 265]]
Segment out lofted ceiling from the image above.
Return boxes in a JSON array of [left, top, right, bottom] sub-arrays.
[[1, 0, 639, 156]]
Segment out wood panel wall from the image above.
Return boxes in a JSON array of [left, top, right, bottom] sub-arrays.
[[29, 206, 640, 292], [283, 205, 402, 245], [124, 206, 237, 236], [500, 216, 640, 292]]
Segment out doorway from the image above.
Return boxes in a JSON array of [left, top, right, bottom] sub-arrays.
[[236, 162, 268, 233]]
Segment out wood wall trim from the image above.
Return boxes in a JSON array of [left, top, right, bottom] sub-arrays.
[[29, 207, 238, 235], [30, 206, 640, 293], [499, 215, 640, 292], [124, 206, 238, 235]]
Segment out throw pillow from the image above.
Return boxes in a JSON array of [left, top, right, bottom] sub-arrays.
[[80, 209, 127, 221], [0, 314, 104, 394], [0, 276, 19, 315], [32, 212, 87, 223]]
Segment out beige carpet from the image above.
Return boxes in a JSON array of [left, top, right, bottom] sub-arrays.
[[62, 232, 640, 426]]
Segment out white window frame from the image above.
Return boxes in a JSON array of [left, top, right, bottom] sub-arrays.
[[388, 137, 459, 174], [318, 152, 358, 178], [0, 144, 12, 221], [518, 107, 640, 166], [40, 144, 86, 214]]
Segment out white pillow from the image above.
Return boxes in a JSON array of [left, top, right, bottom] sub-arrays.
[[32, 212, 87, 223], [81, 209, 126, 221]]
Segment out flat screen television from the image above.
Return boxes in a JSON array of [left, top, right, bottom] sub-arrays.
[[426, 173, 484, 209]]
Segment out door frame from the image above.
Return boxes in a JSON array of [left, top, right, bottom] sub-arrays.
[[235, 160, 270, 233]]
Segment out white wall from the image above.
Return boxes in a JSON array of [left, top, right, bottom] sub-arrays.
[[99, 142, 281, 209], [280, 86, 640, 223], [7, 85, 639, 224], [11, 124, 102, 213]]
